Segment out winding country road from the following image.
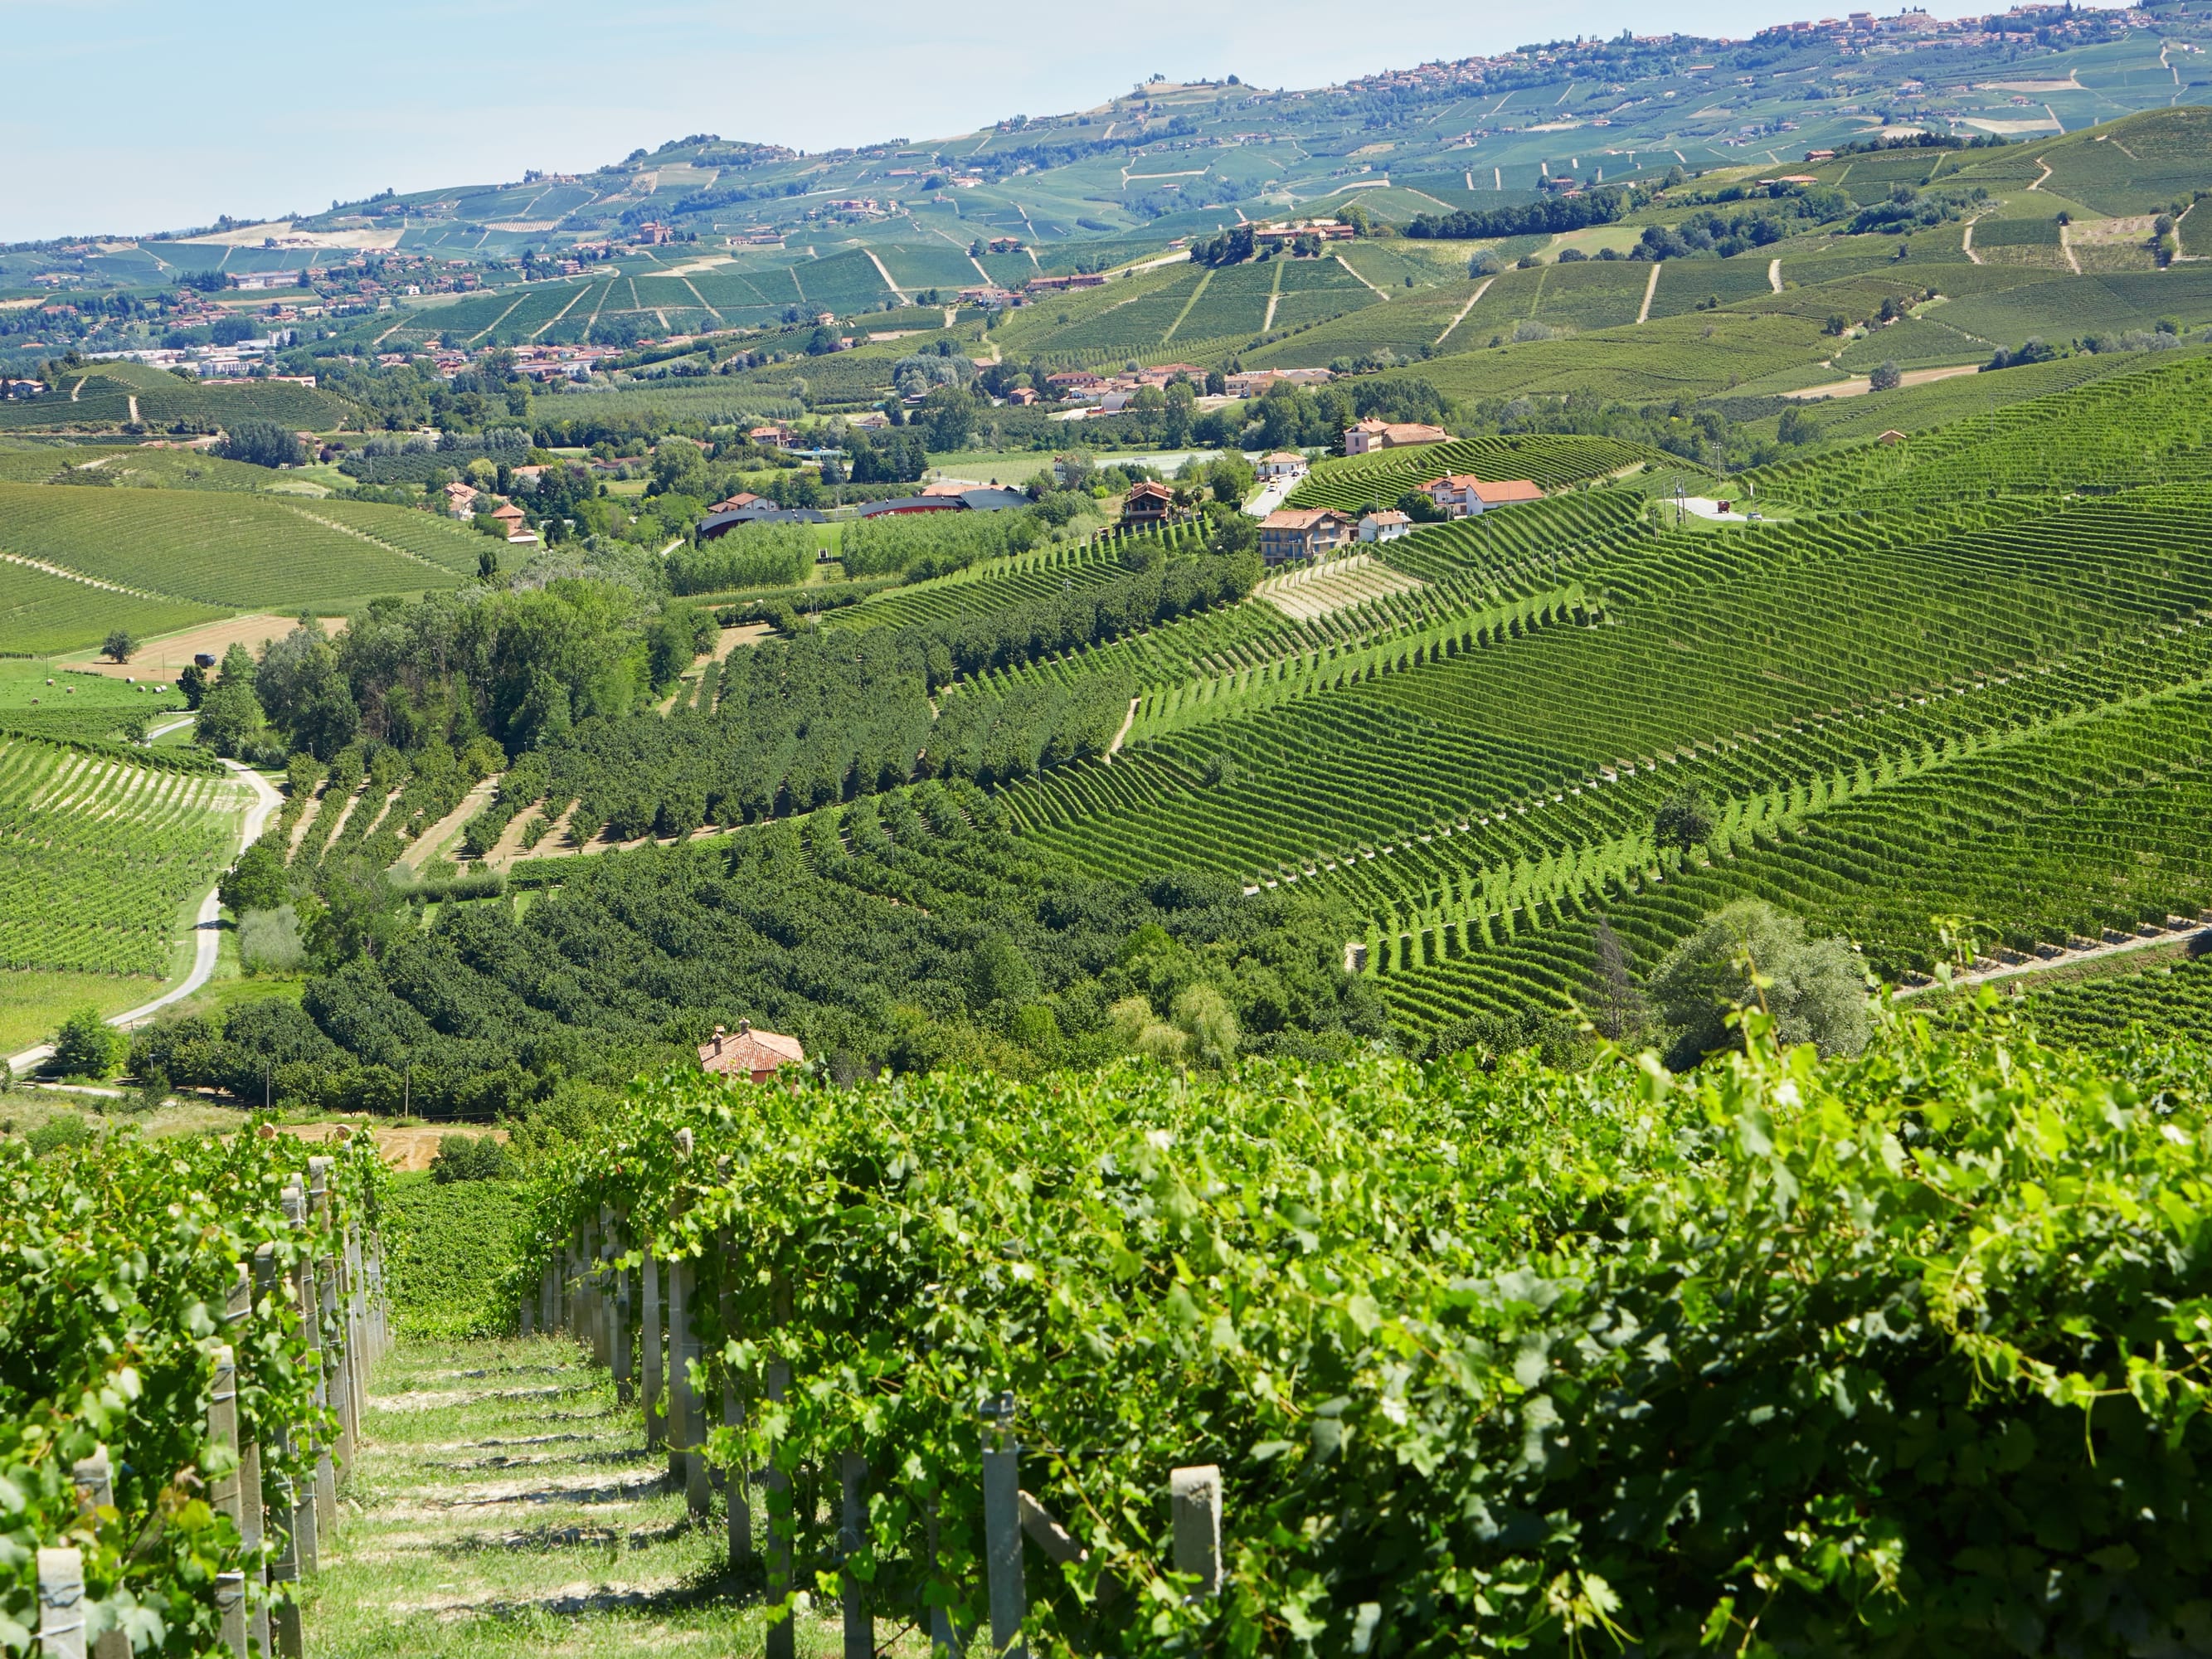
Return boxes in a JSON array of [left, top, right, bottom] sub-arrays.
[[6, 759, 284, 1077]]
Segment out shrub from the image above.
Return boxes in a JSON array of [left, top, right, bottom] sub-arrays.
[[238, 905, 307, 975], [25, 1112, 92, 1158], [430, 1132, 516, 1184], [51, 1008, 123, 1078]]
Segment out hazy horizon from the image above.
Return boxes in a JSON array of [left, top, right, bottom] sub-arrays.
[[0, 0, 2096, 243]]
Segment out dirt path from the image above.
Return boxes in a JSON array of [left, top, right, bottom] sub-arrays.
[[1106, 695, 1140, 761], [863, 249, 908, 304], [1962, 218, 1982, 264], [1780, 362, 1982, 401], [2059, 219, 2082, 275], [306, 1337, 805, 1658], [1436, 277, 1494, 347], [1898, 921, 2210, 1000], [1636, 261, 1661, 324], [397, 775, 500, 871], [1767, 258, 1782, 294]]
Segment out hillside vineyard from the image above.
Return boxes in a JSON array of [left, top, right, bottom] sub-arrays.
[[21, 22, 2212, 1656]]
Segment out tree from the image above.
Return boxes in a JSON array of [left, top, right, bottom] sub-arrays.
[[430, 1133, 514, 1182], [1395, 489, 1447, 523], [1869, 359, 1903, 392], [1654, 788, 1715, 854], [1648, 899, 1869, 1068], [1585, 917, 1648, 1044], [255, 621, 358, 759], [221, 839, 291, 915], [918, 383, 975, 452], [194, 676, 266, 758], [52, 1008, 124, 1078], [215, 419, 305, 468], [100, 629, 136, 664], [177, 663, 208, 708]]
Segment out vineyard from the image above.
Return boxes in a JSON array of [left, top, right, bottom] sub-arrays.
[[1, 1128, 386, 1659], [0, 484, 478, 622], [1285, 435, 1660, 513], [500, 1014, 2212, 1656], [0, 736, 246, 975]]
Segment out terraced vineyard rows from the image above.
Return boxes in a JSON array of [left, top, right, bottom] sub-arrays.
[[1377, 675, 2212, 1036], [824, 540, 1150, 633], [1286, 435, 1660, 513], [0, 735, 244, 974], [970, 498, 1651, 705], [1748, 355, 2212, 509], [0, 556, 221, 654], [1009, 489, 2212, 888], [2001, 952, 2212, 1047]]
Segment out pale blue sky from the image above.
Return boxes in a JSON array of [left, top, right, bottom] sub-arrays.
[[4, 0, 2002, 241]]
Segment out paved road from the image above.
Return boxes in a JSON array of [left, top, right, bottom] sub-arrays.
[[1246, 475, 1299, 518], [6, 760, 283, 1077]]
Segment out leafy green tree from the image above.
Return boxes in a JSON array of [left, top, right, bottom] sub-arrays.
[[430, 1133, 514, 1182], [255, 621, 359, 760], [1648, 899, 1869, 1068], [194, 676, 265, 758], [52, 1008, 124, 1078], [919, 383, 975, 451], [101, 629, 136, 664], [967, 934, 1039, 1007], [177, 662, 207, 708], [1653, 787, 1715, 854], [215, 419, 305, 468], [1869, 359, 1903, 392], [221, 839, 291, 915], [1395, 489, 1447, 523]]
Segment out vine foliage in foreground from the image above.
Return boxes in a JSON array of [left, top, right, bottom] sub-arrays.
[[520, 997, 2212, 1655], [0, 1127, 382, 1654]]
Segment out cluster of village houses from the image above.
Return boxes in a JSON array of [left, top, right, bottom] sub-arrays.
[[1256, 420, 1541, 564]]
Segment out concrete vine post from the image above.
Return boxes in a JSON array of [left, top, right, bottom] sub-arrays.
[[667, 1254, 696, 1498], [764, 1272, 793, 1659], [1169, 1466, 1223, 1597], [980, 1394, 1026, 1659], [256, 1242, 307, 1658], [610, 1211, 634, 1405], [840, 1451, 872, 1659], [224, 1264, 270, 1659], [281, 1182, 328, 1568], [717, 1228, 750, 1565], [640, 1247, 664, 1449], [208, 1344, 246, 1658], [36, 1547, 84, 1659], [678, 1258, 710, 1517], [68, 1452, 125, 1659]]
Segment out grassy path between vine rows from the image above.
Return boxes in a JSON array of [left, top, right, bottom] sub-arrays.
[[308, 1335, 849, 1658]]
